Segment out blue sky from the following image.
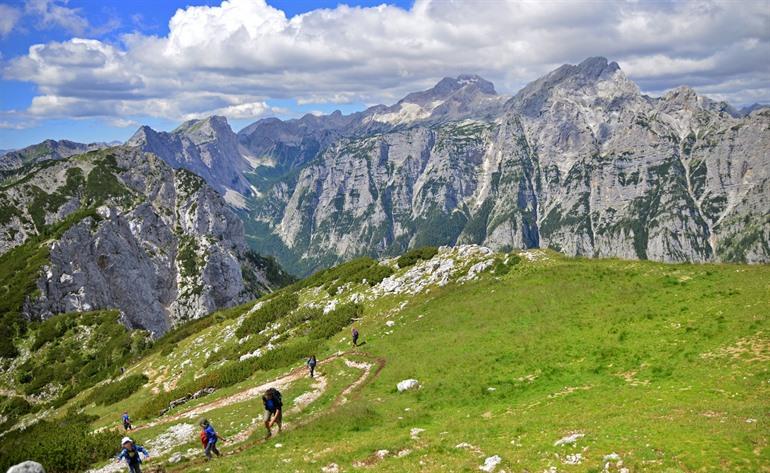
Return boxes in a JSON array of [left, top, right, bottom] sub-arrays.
[[0, 0, 768, 149], [0, 1, 413, 148]]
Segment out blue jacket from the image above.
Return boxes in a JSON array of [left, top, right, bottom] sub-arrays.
[[204, 425, 218, 445], [117, 445, 148, 464]]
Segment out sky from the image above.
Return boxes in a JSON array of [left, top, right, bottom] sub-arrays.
[[0, 0, 768, 149]]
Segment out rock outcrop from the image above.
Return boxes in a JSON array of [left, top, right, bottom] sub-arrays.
[[127, 116, 255, 206], [1, 147, 290, 334]]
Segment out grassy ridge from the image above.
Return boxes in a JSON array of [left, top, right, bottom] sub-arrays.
[[2, 250, 768, 472], [178, 256, 770, 472]]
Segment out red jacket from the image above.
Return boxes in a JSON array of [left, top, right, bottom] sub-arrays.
[[200, 429, 207, 448]]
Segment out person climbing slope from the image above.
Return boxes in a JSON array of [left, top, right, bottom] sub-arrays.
[[121, 411, 133, 431], [262, 387, 283, 439], [307, 355, 317, 378], [199, 418, 225, 461], [115, 437, 149, 473], [352, 327, 360, 346]]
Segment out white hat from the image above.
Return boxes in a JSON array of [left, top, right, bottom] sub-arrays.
[[121, 437, 133, 445]]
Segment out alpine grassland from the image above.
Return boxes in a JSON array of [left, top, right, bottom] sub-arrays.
[[1, 248, 767, 472]]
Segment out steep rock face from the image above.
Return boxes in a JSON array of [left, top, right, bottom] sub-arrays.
[[244, 58, 769, 274], [1, 147, 288, 334], [127, 116, 255, 206]]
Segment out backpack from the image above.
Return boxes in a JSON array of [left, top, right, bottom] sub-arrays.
[[266, 388, 282, 409]]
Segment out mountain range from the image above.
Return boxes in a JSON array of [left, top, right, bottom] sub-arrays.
[[3, 57, 769, 283], [123, 57, 770, 275]]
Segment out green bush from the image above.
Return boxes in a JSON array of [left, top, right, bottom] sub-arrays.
[[0, 396, 32, 419], [308, 303, 362, 340], [284, 306, 323, 330], [235, 292, 299, 339], [291, 256, 392, 293], [0, 414, 118, 473], [86, 374, 149, 406], [396, 246, 439, 268], [32, 313, 75, 350], [13, 311, 150, 400]]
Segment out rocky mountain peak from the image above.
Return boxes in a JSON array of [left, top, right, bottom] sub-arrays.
[[512, 56, 639, 117], [400, 74, 497, 107], [172, 115, 234, 143]]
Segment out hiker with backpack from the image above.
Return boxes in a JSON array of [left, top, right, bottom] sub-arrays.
[[122, 412, 133, 431], [307, 355, 317, 378], [262, 388, 283, 439], [352, 327, 360, 346], [115, 437, 149, 473], [199, 418, 226, 460]]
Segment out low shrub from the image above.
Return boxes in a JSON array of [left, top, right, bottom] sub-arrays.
[[284, 306, 323, 330], [308, 303, 362, 340], [0, 414, 118, 473], [396, 246, 439, 268], [86, 374, 148, 406], [235, 292, 299, 339]]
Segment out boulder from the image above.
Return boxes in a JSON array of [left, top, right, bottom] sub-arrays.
[[7, 461, 45, 473], [397, 379, 420, 392]]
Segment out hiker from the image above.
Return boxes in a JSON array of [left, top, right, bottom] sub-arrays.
[[307, 355, 317, 378], [115, 437, 149, 473], [199, 418, 225, 461], [122, 412, 133, 431], [262, 388, 283, 439], [352, 327, 360, 346]]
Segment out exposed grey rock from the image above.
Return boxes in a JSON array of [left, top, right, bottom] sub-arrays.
[[6, 461, 45, 473], [127, 116, 255, 203], [2, 147, 288, 335], [240, 58, 769, 273]]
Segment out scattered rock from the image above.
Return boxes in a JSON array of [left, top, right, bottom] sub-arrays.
[[455, 442, 484, 456], [168, 452, 183, 464], [563, 453, 582, 465], [396, 448, 412, 457], [410, 427, 425, 439], [385, 320, 396, 327], [321, 463, 340, 473], [159, 388, 216, 415], [479, 455, 502, 472], [375, 449, 389, 458], [603, 453, 621, 462], [554, 432, 584, 446], [397, 379, 420, 392], [7, 461, 45, 473], [275, 443, 283, 448]]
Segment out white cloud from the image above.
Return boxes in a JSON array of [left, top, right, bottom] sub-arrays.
[[3, 0, 770, 126], [0, 4, 22, 37], [25, 0, 89, 35], [106, 117, 139, 128]]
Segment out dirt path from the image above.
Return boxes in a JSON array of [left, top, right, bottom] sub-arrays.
[[135, 353, 344, 431], [95, 351, 385, 473], [162, 351, 386, 472]]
